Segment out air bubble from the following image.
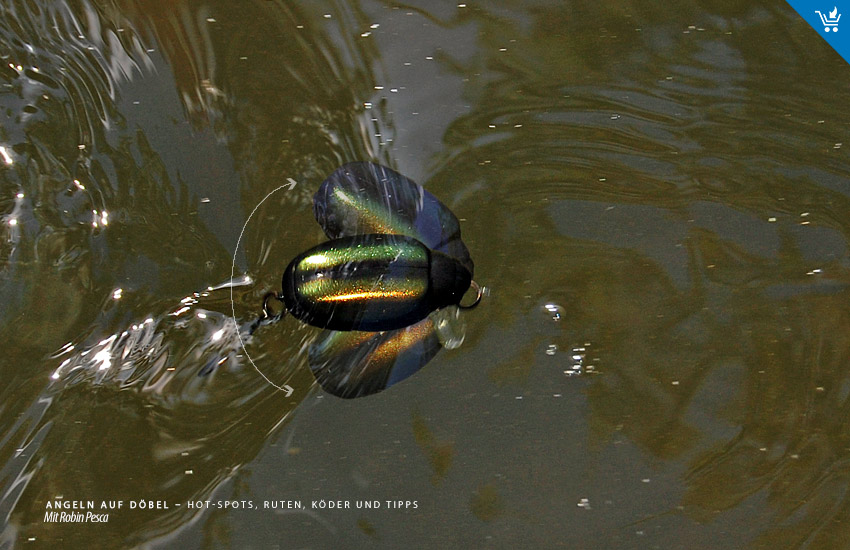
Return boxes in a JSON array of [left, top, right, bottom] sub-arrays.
[[433, 307, 466, 349], [543, 303, 565, 321]]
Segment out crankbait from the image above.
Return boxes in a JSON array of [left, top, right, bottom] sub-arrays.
[[257, 162, 481, 397], [281, 233, 472, 332], [262, 162, 481, 332]]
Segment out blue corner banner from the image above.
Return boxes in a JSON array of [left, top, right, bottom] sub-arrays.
[[785, 1, 850, 62]]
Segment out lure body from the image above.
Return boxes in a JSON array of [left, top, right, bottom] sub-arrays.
[[255, 162, 477, 397], [282, 234, 471, 332]]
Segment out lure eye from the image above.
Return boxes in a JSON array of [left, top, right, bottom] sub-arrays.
[[281, 234, 471, 332]]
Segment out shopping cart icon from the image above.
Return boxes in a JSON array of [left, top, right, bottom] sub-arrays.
[[816, 7, 841, 32]]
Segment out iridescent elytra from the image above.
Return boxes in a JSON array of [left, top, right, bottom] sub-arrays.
[[281, 234, 472, 332]]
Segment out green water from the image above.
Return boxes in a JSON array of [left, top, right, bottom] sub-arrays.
[[1, 0, 849, 548]]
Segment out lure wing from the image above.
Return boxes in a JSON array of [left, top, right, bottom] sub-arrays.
[[308, 318, 441, 398], [313, 162, 473, 274]]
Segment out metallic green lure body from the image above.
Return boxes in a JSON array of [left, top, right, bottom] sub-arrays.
[[248, 162, 478, 397], [281, 234, 472, 332]]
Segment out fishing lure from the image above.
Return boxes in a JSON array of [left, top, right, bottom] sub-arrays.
[[263, 163, 480, 331], [260, 162, 480, 397], [281, 233, 472, 332]]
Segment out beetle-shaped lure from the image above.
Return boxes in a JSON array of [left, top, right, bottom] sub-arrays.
[[264, 162, 480, 331], [260, 162, 481, 397]]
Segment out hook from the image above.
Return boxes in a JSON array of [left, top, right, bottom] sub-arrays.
[[458, 280, 483, 310]]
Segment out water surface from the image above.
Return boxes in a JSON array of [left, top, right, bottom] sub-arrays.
[[1, 0, 849, 548]]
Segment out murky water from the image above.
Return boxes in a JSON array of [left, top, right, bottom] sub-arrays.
[[1, 0, 849, 548]]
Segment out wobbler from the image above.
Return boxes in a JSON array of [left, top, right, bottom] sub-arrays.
[[280, 233, 472, 332], [260, 162, 481, 398]]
